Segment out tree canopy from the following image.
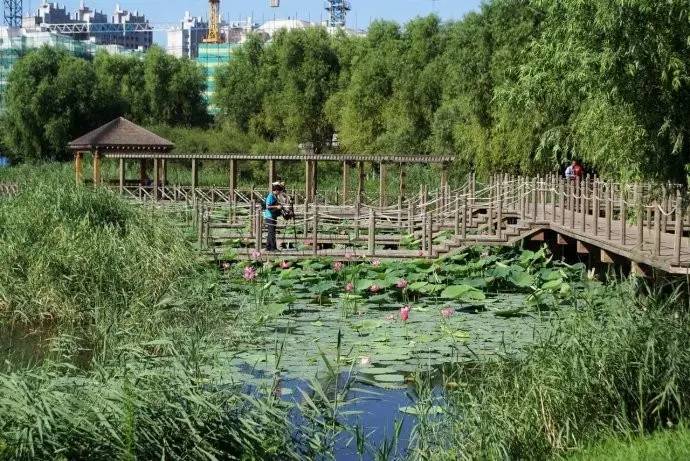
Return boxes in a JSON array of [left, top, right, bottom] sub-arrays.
[[214, 0, 690, 181], [1, 45, 208, 162]]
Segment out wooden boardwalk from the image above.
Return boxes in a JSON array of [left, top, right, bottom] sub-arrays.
[[3, 175, 689, 274], [141, 174, 690, 275]]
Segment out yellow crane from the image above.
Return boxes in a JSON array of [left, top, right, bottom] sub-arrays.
[[203, 0, 221, 44]]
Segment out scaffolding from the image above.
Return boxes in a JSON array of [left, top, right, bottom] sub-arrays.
[[196, 42, 238, 114]]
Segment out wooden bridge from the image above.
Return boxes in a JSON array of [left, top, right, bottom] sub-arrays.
[[94, 174, 690, 276]]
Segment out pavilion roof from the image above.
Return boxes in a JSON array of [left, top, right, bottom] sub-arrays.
[[68, 117, 174, 152]]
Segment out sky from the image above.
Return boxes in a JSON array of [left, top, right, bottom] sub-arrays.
[[24, 0, 482, 27]]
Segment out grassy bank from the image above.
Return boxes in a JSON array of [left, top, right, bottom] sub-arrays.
[[0, 167, 319, 459], [414, 280, 690, 460], [570, 426, 690, 461]]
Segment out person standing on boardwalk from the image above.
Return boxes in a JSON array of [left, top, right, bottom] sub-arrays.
[[565, 160, 577, 179], [264, 182, 284, 252]]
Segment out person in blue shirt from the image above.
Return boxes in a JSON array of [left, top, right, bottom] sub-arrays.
[[264, 182, 284, 251]]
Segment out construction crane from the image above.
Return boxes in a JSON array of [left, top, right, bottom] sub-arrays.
[[203, 0, 221, 43], [3, 0, 22, 27]]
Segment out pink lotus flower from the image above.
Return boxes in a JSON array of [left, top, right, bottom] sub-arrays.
[[251, 249, 262, 261], [396, 279, 408, 289], [280, 260, 291, 270], [243, 266, 257, 281], [441, 307, 454, 319], [360, 356, 371, 366], [369, 284, 381, 294], [371, 259, 381, 267], [333, 261, 344, 272], [345, 282, 354, 293], [400, 305, 411, 322]]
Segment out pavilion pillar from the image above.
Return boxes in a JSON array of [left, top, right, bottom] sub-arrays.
[[268, 159, 276, 190], [379, 162, 387, 207], [304, 160, 311, 204], [191, 159, 198, 197], [312, 161, 318, 202], [341, 161, 349, 205], [229, 159, 238, 203], [153, 158, 159, 201], [74, 151, 83, 185], [118, 158, 125, 193], [161, 159, 167, 188], [357, 161, 365, 204], [139, 160, 146, 185], [92, 150, 101, 187]]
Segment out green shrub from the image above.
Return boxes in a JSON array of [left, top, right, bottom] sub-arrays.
[[417, 281, 690, 460]]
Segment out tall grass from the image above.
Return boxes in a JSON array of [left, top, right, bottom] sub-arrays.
[[414, 280, 690, 460]]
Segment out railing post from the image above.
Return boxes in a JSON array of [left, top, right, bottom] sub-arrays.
[[606, 183, 613, 241], [580, 176, 587, 232], [407, 201, 414, 235], [550, 175, 556, 222], [570, 179, 576, 228], [674, 189, 683, 265], [531, 177, 538, 222], [355, 199, 361, 240], [593, 179, 599, 236], [368, 208, 376, 257], [313, 204, 319, 256], [255, 205, 263, 251], [559, 178, 565, 226], [487, 178, 494, 235], [454, 193, 460, 236], [653, 200, 661, 257], [496, 182, 503, 239], [620, 186, 627, 246], [635, 184, 644, 250], [461, 193, 467, 240], [427, 209, 434, 258], [662, 186, 668, 233]]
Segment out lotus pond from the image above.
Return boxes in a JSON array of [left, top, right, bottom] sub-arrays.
[[215, 247, 590, 389]]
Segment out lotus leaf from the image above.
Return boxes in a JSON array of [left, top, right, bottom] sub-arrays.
[[441, 285, 486, 301]]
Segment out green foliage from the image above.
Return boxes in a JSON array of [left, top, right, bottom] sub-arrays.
[[417, 282, 690, 459], [2, 46, 209, 163], [570, 425, 690, 461], [1, 47, 116, 162]]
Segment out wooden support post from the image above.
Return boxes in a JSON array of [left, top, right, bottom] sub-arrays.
[[341, 161, 349, 205], [540, 176, 546, 221], [636, 184, 644, 250], [550, 176, 556, 221], [229, 159, 237, 203], [313, 204, 319, 256], [379, 162, 387, 207], [674, 190, 683, 266], [368, 208, 376, 257], [153, 158, 159, 201], [570, 179, 576, 228], [75, 151, 83, 185], [440, 163, 449, 209], [407, 201, 414, 235], [92, 150, 101, 187], [303, 200, 309, 238], [139, 159, 146, 186], [461, 194, 467, 240], [653, 200, 661, 257], [118, 158, 125, 193], [600, 249, 615, 265]]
